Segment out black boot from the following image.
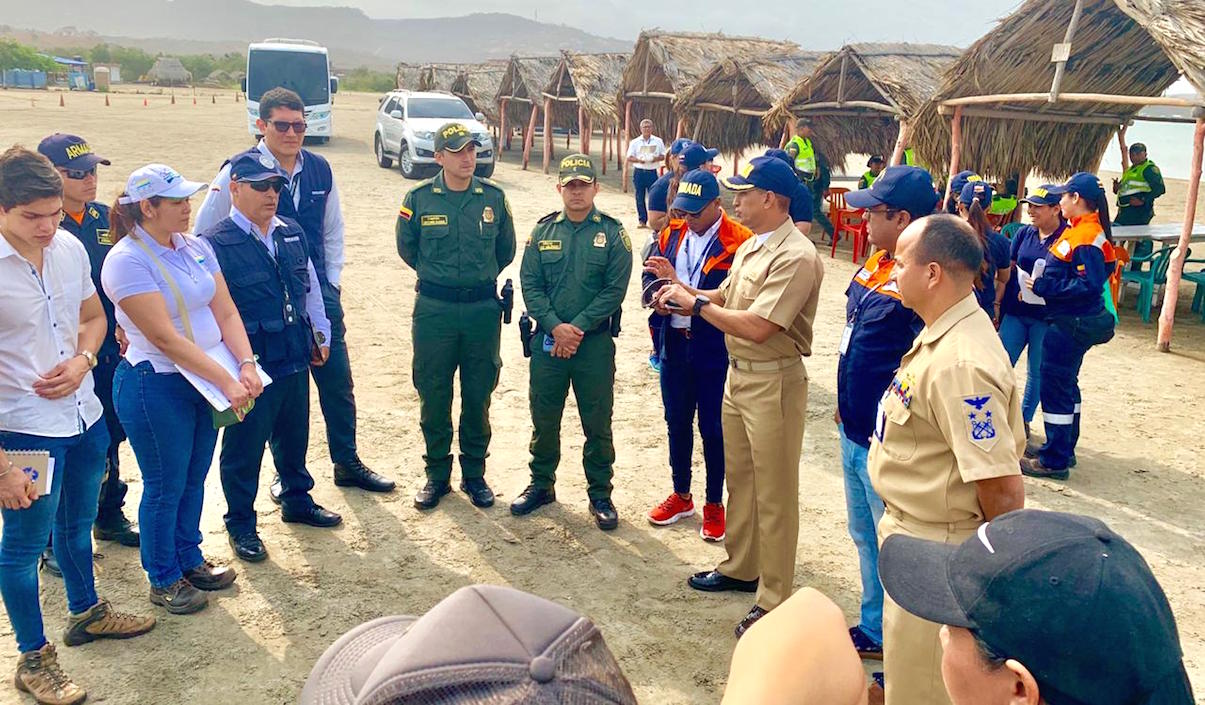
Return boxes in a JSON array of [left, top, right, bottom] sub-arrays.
[[334, 459, 396, 493], [414, 480, 451, 510], [510, 485, 555, 516]]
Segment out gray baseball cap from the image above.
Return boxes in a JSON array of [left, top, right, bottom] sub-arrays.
[[300, 584, 638, 705]]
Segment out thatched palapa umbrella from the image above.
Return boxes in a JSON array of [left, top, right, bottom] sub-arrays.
[[910, 0, 1203, 349], [451, 64, 506, 124], [495, 55, 561, 170], [766, 43, 961, 172], [540, 51, 630, 174], [395, 63, 423, 91], [418, 63, 463, 93]]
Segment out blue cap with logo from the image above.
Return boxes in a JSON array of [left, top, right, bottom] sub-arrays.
[[949, 170, 981, 201], [670, 169, 720, 213], [37, 133, 111, 170], [1023, 184, 1061, 206], [721, 156, 798, 198], [1047, 172, 1106, 201], [229, 150, 288, 183], [681, 143, 720, 171], [844, 165, 939, 219], [668, 138, 695, 156], [959, 181, 993, 207]]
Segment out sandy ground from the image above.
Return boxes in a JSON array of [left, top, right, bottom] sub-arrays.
[[0, 88, 1203, 704]]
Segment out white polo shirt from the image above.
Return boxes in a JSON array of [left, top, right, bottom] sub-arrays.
[[627, 135, 666, 170], [0, 230, 104, 437]]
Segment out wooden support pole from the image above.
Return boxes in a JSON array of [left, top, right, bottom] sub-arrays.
[[543, 97, 553, 174], [500, 98, 509, 151], [579, 106, 587, 154], [602, 123, 609, 175], [1117, 125, 1130, 170], [522, 103, 539, 171], [623, 100, 633, 193], [944, 106, 964, 208], [1157, 117, 1205, 351], [583, 114, 592, 155], [890, 120, 910, 166], [675, 117, 686, 139], [1049, 0, 1085, 103], [733, 154, 740, 176], [779, 123, 790, 149]]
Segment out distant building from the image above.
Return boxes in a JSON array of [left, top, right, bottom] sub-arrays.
[[148, 57, 192, 86]]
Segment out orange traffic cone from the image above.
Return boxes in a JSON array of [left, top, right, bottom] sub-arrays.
[[171, 94, 176, 105], [193, 97, 197, 105], [59, 93, 65, 107], [143, 98, 148, 107]]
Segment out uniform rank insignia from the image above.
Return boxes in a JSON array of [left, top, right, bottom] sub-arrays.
[[96, 229, 113, 246], [87, 206, 100, 220], [398, 205, 413, 221], [421, 214, 448, 227], [538, 240, 562, 252], [889, 372, 914, 408], [593, 232, 607, 248], [592, 213, 602, 223], [482, 206, 495, 224], [963, 395, 999, 450], [620, 228, 631, 252]]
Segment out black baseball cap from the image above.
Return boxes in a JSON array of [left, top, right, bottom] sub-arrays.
[[37, 133, 111, 170], [844, 165, 939, 219], [435, 122, 481, 153], [880, 509, 1194, 705], [301, 584, 638, 705]]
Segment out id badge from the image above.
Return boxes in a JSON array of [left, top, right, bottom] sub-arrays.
[[542, 335, 554, 353], [838, 323, 853, 356]]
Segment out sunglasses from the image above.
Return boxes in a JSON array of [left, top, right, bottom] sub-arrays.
[[269, 120, 307, 134], [59, 166, 96, 180], [247, 179, 286, 193]]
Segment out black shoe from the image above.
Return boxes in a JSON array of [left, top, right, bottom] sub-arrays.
[[414, 480, 452, 510], [687, 570, 759, 593], [510, 485, 555, 516], [590, 497, 618, 531], [93, 512, 140, 547], [334, 460, 396, 493], [39, 547, 61, 578], [268, 475, 283, 505], [850, 625, 883, 661], [228, 532, 268, 563], [460, 477, 495, 508], [1020, 458, 1070, 481], [735, 605, 769, 638], [281, 504, 343, 528]]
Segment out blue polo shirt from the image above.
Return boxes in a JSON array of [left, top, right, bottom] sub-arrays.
[[1001, 222, 1064, 319], [790, 182, 814, 224], [976, 229, 1011, 315], [59, 202, 119, 361], [647, 172, 673, 214]]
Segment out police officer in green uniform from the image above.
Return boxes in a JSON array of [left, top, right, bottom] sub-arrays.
[[510, 154, 633, 531], [1113, 142, 1166, 228], [396, 122, 516, 511]]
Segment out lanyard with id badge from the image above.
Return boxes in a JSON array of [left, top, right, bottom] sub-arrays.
[[839, 278, 889, 357]]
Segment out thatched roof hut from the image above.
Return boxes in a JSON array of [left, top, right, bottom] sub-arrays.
[[496, 55, 562, 133], [418, 63, 463, 93], [766, 43, 962, 171], [620, 31, 799, 138], [544, 51, 630, 130], [395, 63, 423, 90], [147, 57, 191, 86], [910, 0, 1205, 181], [451, 64, 506, 123], [674, 52, 824, 155]]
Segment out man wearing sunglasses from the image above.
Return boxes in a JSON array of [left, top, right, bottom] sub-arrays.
[[199, 150, 338, 562], [197, 87, 395, 502], [36, 134, 141, 567]]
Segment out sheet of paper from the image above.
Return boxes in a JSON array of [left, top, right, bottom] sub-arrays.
[[1016, 267, 1046, 305], [175, 343, 272, 412]]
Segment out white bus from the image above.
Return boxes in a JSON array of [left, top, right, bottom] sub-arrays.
[[242, 39, 338, 144]]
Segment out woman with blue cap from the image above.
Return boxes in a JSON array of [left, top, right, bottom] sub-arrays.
[[645, 138, 694, 235], [1021, 173, 1117, 480], [955, 181, 1011, 320]]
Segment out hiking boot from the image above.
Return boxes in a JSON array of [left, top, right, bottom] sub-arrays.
[[39, 548, 61, 578], [93, 510, 140, 547], [149, 579, 208, 615], [700, 502, 726, 542], [648, 493, 695, 526], [62, 599, 156, 647], [14, 643, 85, 705], [183, 560, 237, 591]]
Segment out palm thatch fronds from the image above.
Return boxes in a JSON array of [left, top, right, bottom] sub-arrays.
[[496, 55, 562, 132], [451, 64, 506, 123], [620, 31, 799, 138], [418, 63, 463, 93], [544, 51, 631, 130], [911, 0, 1203, 181], [674, 52, 825, 155], [765, 43, 962, 171], [395, 62, 423, 91]]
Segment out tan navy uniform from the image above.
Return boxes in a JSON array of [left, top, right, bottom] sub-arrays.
[[869, 293, 1024, 705]]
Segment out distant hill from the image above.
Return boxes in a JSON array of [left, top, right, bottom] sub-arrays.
[[0, 1, 631, 69]]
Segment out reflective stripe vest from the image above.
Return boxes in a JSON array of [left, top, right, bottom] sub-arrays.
[[787, 135, 816, 176], [861, 170, 878, 188], [1117, 160, 1156, 201], [903, 148, 919, 167]]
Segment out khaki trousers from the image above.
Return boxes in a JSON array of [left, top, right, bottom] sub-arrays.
[[878, 510, 980, 705], [716, 360, 808, 610]]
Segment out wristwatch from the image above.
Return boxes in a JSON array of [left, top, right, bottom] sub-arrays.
[[78, 350, 98, 369], [691, 294, 711, 316]]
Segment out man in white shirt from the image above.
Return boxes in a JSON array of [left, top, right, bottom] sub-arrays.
[[626, 119, 666, 229], [0, 146, 155, 705]]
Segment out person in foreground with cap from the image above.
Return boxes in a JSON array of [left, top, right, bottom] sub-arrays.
[[0, 147, 158, 705], [626, 118, 666, 229], [301, 583, 639, 705], [1113, 141, 1165, 230], [880, 508, 1195, 705], [645, 137, 694, 235], [1021, 173, 1117, 481], [200, 150, 339, 563], [764, 148, 814, 235], [103, 162, 259, 612], [642, 169, 753, 542], [859, 156, 886, 190], [869, 213, 1025, 705], [997, 186, 1065, 453], [397, 122, 516, 511], [36, 134, 139, 573], [655, 155, 823, 637], [511, 155, 631, 530], [835, 166, 936, 667]]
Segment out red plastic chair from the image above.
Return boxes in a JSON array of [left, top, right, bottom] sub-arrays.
[[828, 188, 866, 262]]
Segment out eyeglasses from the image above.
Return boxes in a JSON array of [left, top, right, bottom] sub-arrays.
[[59, 167, 96, 180], [247, 179, 286, 193], [866, 207, 901, 218], [269, 120, 307, 134]]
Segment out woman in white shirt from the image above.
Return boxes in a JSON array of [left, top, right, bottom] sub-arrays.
[[101, 164, 262, 616]]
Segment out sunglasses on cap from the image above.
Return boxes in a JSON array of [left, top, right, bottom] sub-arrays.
[[269, 120, 307, 134], [246, 179, 286, 193], [59, 166, 97, 180]]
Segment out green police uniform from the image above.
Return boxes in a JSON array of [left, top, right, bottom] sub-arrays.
[[520, 158, 633, 500], [396, 124, 516, 484], [1115, 159, 1165, 227]]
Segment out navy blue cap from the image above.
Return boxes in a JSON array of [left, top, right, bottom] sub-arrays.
[[681, 143, 720, 171], [1023, 184, 1061, 206], [844, 165, 939, 218], [764, 148, 793, 166], [37, 133, 111, 170], [670, 169, 720, 213], [668, 138, 694, 156], [230, 150, 288, 183], [1047, 172, 1106, 201], [867, 155, 886, 166], [721, 156, 798, 198], [959, 180, 993, 207], [948, 170, 981, 201]]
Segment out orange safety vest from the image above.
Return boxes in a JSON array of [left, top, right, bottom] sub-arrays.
[[657, 211, 753, 276]]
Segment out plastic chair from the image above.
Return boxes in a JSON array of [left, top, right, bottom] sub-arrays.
[[828, 188, 866, 262], [1182, 257, 1205, 321], [1001, 222, 1024, 240], [1120, 246, 1177, 323]]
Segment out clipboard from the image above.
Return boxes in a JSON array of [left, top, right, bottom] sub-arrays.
[[7, 451, 54, 497]]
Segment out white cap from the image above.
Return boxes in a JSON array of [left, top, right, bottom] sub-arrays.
[[118, 164, 207, 204]]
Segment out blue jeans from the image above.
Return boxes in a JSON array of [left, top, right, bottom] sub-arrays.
[[840, 426, 884, 644], [114, 361, 217, 589], [998, 314, 1047, 424], [0, 420, 108, 653], [633, 168, 658, 225]]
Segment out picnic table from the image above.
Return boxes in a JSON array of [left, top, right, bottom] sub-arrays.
[[1111, 223, 1205, 244]]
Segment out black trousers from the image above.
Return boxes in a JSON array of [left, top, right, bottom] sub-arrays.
[[310, 282, 359, 466], [93, 356, 128, 522], [219, 370, 316, 536]]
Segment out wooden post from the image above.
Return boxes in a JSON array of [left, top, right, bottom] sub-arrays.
[[1117, 124, 1130, 170], [579, 106, 587, 154], [675, 116, 686, 139], [522, 103, 539, 170], [691, 110, 704, 141], [890, 120, 910, 166], [1049, 0, 1085, 103], [543, 97, 554, 174], [733, 154, 740, 176], [602, 123, 609, 175], [623, 100, 633, 193], [500, 98, 509, 151], [779, 123, 790, 149], [1157, 116, 1205, 351], [943, 106, 964, 208]]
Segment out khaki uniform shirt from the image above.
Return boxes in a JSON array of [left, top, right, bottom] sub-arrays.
[[869, 293, 1023, 526], [718, 219, 823, 361]]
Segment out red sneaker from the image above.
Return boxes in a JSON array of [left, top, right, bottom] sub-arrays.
[[701, 503, 726, 542], [648, 493, 695, 526]]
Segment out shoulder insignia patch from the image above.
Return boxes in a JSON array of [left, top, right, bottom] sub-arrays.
[[1150, 166, 1160, 175], [538, 240, 562, 252], [620, 228, 631, 252], [963, 395, 999, 450], [398, 205, 413, 221], [473, 186, 484, 194], [87, 206, 100, 220], [538, 211, 560, 224]]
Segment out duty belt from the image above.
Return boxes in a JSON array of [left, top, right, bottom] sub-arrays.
[[416, 280, 496, 303], [728, 356, 801, 372]]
